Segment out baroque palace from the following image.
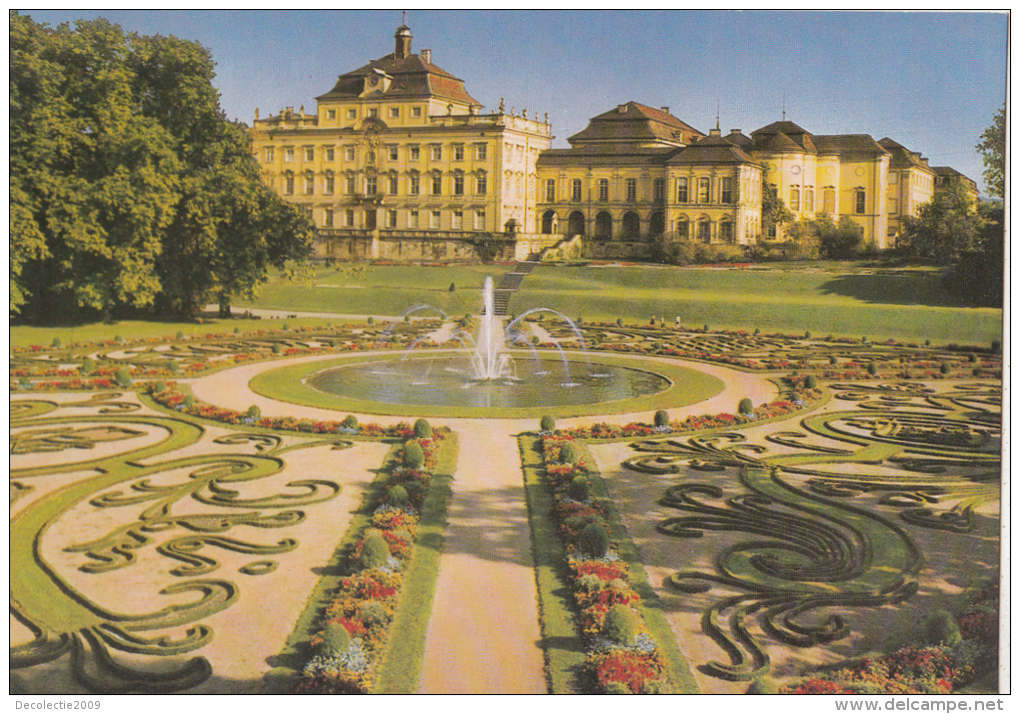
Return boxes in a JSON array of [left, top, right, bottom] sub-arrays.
[[250, 23, 978, 262]]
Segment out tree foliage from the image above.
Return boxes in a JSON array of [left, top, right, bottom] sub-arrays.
[[786, 215, 862, 259], [759, 164, 794, 239], [900, 183, 981, 264], [9, 12, 313, 321], [976, 104, 1005, 199]]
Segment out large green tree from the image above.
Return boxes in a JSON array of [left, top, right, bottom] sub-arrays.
[[9, 12, 312, 321], [976, 104, 1005, 199], [900, 183, 981, 264]]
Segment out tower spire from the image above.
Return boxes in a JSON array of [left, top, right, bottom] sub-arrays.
[[715, 99, 720, 131], [782, 94, 786, 121]]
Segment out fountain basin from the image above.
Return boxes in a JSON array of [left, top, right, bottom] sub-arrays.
[[249, 351, 725, 419]]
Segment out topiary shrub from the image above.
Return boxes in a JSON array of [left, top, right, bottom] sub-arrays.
[[804, 331, 811, 339], [940, 362, 951, 375], [748, 676, 780, 694], [567, 475, 590, 502], [602, 604, 639, 645], [738, 397, 754, 415], [166, 361, 180, 374], [153, 380, 167, 394], [246, 405, 261, 420], [921, 609, 962, 647], [867, 362, 878, 375], [804, 374, 817, 389], [829, 355, 838, 366], [321, 621, 351, 655], [182, 395, 195, 409], [616, 317, 623, 326], [449, 282, 456, 292], [358, 601, 388, 628], [357, 532, 390, 570], [540, 415, 555, 432], [114, 335, 123, 343], [559, 442, 580, 465], [654, 409, 670, 427], [387, 484, 409, 509], [51, 337, 61, 348], [578, 522, 609, 559], [968, 353, 978, 363], [367, 316, 374, 325], [282, 322, 290, 331], [114, 368, 131, 388], [403, 442, 425, 469], [176, 331, 184, 340], [341, 415, 358, 429], [413, 418, 432, 439], [81, 357, 96, 374], [271, 343, 283, 354], [18, 377, 32, 390]]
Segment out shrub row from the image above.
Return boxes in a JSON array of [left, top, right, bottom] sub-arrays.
[[297, 426, 445, 693], [539, 434, 668, 694]]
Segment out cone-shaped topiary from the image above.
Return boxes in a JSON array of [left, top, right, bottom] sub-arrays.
[[559, 442, 580, 464], [387, 484, 409, 508], [540, 415, 556, 432], [654, 410, 670, 427], [804, 375, 817, 389], [578, 522, 609, 559], [602, 604, 639, 645], [567, 475, 590, 502], [357, 532, 390, 570], [738, 397, 754, 415], [413, 418, 432, 438], [321, 621, 351, 654], [246, 405, 261, 419], [114, 368, 131, 388], [81, 357, 96, 374], [403, 442, 425, 469], [342, 414, 358, 429], [940, 362, 951, 374], [867, 362, 878, 375], [921, 609, 962, 647]]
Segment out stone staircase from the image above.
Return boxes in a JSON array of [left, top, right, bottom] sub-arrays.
[[490, 261, 540, 316]]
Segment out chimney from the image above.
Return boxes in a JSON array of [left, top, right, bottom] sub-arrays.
[[421, 48, 431, 63], [660, 106, 670, 114], [709, 127, 722, 137], [394, 24, 412, 59], [730, 129, 741, 134]]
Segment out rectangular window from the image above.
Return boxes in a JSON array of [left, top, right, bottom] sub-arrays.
[[545, 179, 556, 203], [346, 175, 356, 195], [453, 145, 464, 161], [721, 177, 734, 204], [676, 177, 688, 203], [264, 147, 275, 163], [430, 210, 441, 229], [823, 187, 836, 213], [653, 178, 665, 202], [454, 174, 464, 196], [345, 209, 355, 227], [324, 174, 334, 194], [285, 174, 294, 194], [625, 178, 637, 202], [304, 146, 314, 162], [389, 107, 399, 118], [889, 198, 899, 214], [408, 210, 419, 229], [432, 174, 442, 195], [387, 209, 397, 228], [344, 146, 356, 162], [304, 174, 314, 195], [388, 145, 399, 161], [571, 179, 582, 202], [789, 188, 800, 211], [474, 210, 486, 230], [388, 174, 398, 195], [889, 172, 898, 185], [283, 146, 294, 162], [855, 189, 866, 214], [476, 173, 487, 195], [365, 176, 377, 195], [409, 145, 420, 161], [326, 109, 336, 120], [411, 106, 422, 117], [475, 143, 487, 161], [324, 208, 334, 228], [452, 210, 463, 229], [676, 219, 689, 239], [430, 144, 442, 161], [347, 109, 357, 119], [720, 221, 734, 242], [324, 146, 334, 162], [409, 174, 420, 196], [698, 220, 711, 242], [804, 188, 814, 212], [698, 177, 710, 203], [368, 108, 378, 118], [598, 179, 609, 202]]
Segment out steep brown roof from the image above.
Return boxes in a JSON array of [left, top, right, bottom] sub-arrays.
[[878, 137, 932, 170], [753, 131, 808, 153], [814, 134, 890, 156], [751, 120, 817, 153], [724, 130, 753, 150], [316, 52, 480, 107], [537, 146, 676, 167], [567, 102, 703, 147], [668, 134, 758, 165]]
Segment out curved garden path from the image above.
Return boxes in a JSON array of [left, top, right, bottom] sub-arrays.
[[182, 353, 779, 692]]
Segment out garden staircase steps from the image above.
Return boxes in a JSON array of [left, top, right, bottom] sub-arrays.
[[488, 260, 540, 317]]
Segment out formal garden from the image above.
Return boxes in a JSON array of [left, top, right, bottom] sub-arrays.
[[9, 270, 1003, 693]]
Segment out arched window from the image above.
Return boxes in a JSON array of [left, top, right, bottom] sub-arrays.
[[387, 172, 399, 195], [698, 217, 711, 243], [594, 211, 612, 239], [648, 211, 665, 237], [284, 171, 295, 195], [541, 210, 556, 235], [568, 211, 585, 236], [476, 171, 487, 195], [453, 171, 465, 196], [431, 171, 442, 195], [323, 170, 335, 195], [304, 171, 315, 196], [622, 211, 640, 239], [720, 218, 734, 243], [408, 170, 420, 196], [676, 215, 689, 240], [790, 188, 800, 212]]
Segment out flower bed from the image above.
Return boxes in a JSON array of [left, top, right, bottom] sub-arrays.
[[296, 431, 447, 694], [538, 434, 668, 693]]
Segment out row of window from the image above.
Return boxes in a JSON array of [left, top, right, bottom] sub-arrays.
[[321, 207, 486, 231], [542, 177, 738, 205], [282, 171, 488, 197], [321, 105, 424, 121], [785, 187, 867, 215], [266, 143, 487, 164]]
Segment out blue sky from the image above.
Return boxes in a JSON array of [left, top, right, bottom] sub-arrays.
[[21, 9, 1008, 194]]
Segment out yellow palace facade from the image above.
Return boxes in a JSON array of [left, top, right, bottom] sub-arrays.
[[251, 23, 973, 259]]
